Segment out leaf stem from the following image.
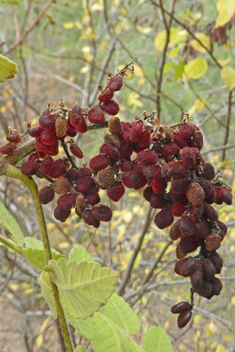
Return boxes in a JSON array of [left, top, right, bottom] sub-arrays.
[[5, 165, 73, 352]]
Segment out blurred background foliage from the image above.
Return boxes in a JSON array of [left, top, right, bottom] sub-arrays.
[[0, 0, 235, 351]]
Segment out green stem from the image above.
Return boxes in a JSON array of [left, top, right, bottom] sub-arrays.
[[0, 234, 22, 255], [5, 165, 73, 352]]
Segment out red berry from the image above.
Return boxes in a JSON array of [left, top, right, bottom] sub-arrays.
[[169, 220, 182, 240], [92, 205, 112, 222], [181, 147, 197, 169], [82, 209, 100, 228], [178, 257, 198, 277], [89, 154, 111, 173], [205, 233, 221, 251], [149, 178, 167, 193], [186, 183, 205, 206], [171, 301, 191, 314], [38, 186, 55, 204], [107, 182, 125, 202], [142, 164, 162, 180], [40, 129, 58, 146], [173, 131, 188, 148], [171, 177, 190, 195], [202, 259, 216, 280], [85, 191, 100, 206], [121, 159, 134, 172], [6, 133, 21, 143], [102, 100, 119, 115], [118, 141, 133, 158], [54, 206, 71, 222], [211, 277, 222, 295], [150, 193, 168, 209], [191, 267, 203, 289], [21, 161, 39, 176], [137, 150, 158, 164], [76, 176, 96, 194], [108, 76, 123, 92], [69, 143, 83, 158], [200, 163, 215, 180], [219, 186, 232, 205], [214, 187, 223, 205], [178, 235, 199, 255], [29, 126, 44, 138], [189, 203, 204, 221], [195, 218, 211, 240], [208, 251, 223, 274], [40, 156, 54, 176], [77, 167, 92, 178], [98, 90, 114, 102], [164, 161, 188, 178], [162, 142, 180, 157], [203, 203, 218, 221], [39, 111, 58, 130], [69, 104, 88, 133], [129, 121, 143, 142], [122, 171, 139, 189], [64, 169, 80, 183], [99, 144, 120, 160], [88, 105, 105, 124], [154, 209, 174, 229], [49, 160, 67, 178], [143, 186, 154, 202], [194, 280, 212, 298], [57, 193, 76, 210], [170, 200, 188, 217], [179, 216, 196, 237], [0, 143, 17, 155], [191, 131, 203, 150], [179, 122, 196, 139], [177, 310, 192, 329]]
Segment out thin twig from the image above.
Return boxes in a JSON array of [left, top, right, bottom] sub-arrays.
[[2, 0, 55, 56], [221, 90, 233, 161], [117, 206, 153, 295]]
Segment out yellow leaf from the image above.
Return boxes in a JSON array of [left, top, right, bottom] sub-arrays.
[[154, 28, 187, 52], [220, 66, 235, 90], [190, 33, 211, 53], [1, 106, 6, 113], [80, 66, 89, 74], [121, 251, 141, 270], [184, 58, 208, 80], [163, 62, 174, 73], [231, 296, 235, 305], [127, 92, 143, 112], [68, 76, 75, 82], [154, 30, 167, 51], [75, 21, 83, 30], [36, 334, 43, 348], [118, 224, 126, 242], [136, 25, 152, 34], [215, 345, 226, 352], [221, 333, 233, 341], [188, 12, 202, 26], [63, 22, 74, 29], [40, 316, 51, 333], [168, 47, 180, 59], [134, 65, 144, 77], [217, 58, 231, 66], [0, 54, 18, 82], [193, 314, 202, 324], [138, 78, 145, 85], [195, 98, 206, 111], [215, 9, 230, 28]]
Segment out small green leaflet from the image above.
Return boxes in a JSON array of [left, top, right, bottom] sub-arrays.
[[174, 61, 185, 81], [73, 347, 89, 352], [68, 245, 94, 264], [44, 258, 118, 319], [0, 54, 18, 82], [38, 271, 57, 319], [142, 326, 173, 352], [0, 201, 24, 245], [101, 292, 140, 336], [220, 66, 235, 90]]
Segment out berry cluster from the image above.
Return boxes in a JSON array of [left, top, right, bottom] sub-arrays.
[[0, 63, 232, 329]]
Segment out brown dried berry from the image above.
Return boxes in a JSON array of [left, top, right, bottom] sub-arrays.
[[177, 310, 192, 329], [169, 220, 182, 241], [55, 116, 67, 138], [104, 133, 120, 148], [205, 233, 221, 251], [53, 176, 70, 194], [108, 116, 123, 135], [97, 168, 115, 189], [76, 194, 85, 212], [171, 301, 191, 314], [186, 183, 205, 206]]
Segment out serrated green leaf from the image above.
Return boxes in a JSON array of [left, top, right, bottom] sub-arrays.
[[92, 313, 133, 352], [73, 347, 89, 352], [220, 66, 235, 90], [184, 57, 208, 80], [66, 313, 95, 339], [101, 293, 140, 336], [45, 258, 118, 319], [0, 54, 18, 82], [0, 201, 24, 245], [38, 271, 57, 319], [18, 237, 65, 270], [142, 326, 173, 352], [68, 245, 94, 264], [174, 61, 185, 81]]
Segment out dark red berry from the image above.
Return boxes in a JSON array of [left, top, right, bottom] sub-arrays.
[[100, 144, 120, 160], [69, 143, 83, 158], [85, 191, 100, 206], [171, 301, 191, 314], [108, 76, 123, 92], [219, 187, 233, 205], [39, 186, 55, 204], [164, 161, 188, 178], [29, 126, 44, 138], [57, 193, 76, 210], [21, 161, 39, 176], [82, 209, 100, 228], [0, 143, 17, 155], [107, 182, 125, 202], [179, 122, 196, 139], [179, 216, 196, 236], [75, 176, 96, 194], [98, 90, 114, 102], [69, 105, 88, 133], [122, 171, 139, 189], [6, 133, 21, 143], [169, 220, 182, 240], [142, 164, 162, 180], [92, 205, 112, 222], [49, 160, 67, 178], [102, 100, 119, 115], [177, 310, 192, 329], [149, 178, 167, 193], [154, 209, 174, 229], [150, 193, 168, 209], [137, 150, 158, 164], [54, 206, 71, 222], [191, 268, 203, 289], [88, 105, 105, 124], [89, 154, 111, 173], [40, 156, 54, 176], [39, 111, 58, 130]]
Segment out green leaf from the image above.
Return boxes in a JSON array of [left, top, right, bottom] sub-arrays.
[[18, 237, 65, 270], [38, 271, 57, 319], [68, 245, 94, 264], [184, 57, 208, 80], [174, 61, 185, 81], [163, 62, 174, 74], [220, 66, 235, 90], [190, 33, 211, 53], [0, 54, 18, 82], [101, 293, 140, 336], [142, 326, 173, 352], [66, 313, 95, 339], [45, 258, 118, 319], [73, 347, 89, 352], [0, 201, 24, 245], [92, 313, 135, 352]]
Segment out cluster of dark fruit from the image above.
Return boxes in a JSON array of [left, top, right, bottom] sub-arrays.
[[0, 68, 232, 329]]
